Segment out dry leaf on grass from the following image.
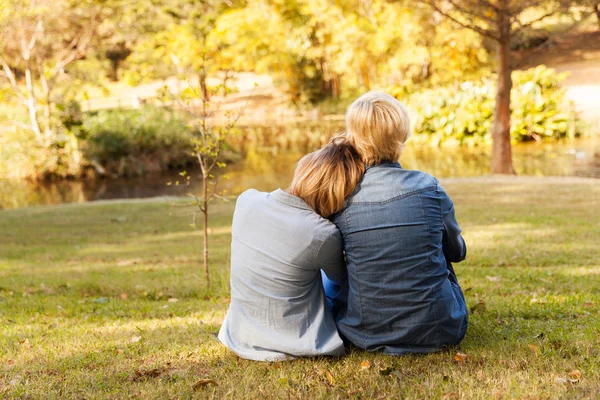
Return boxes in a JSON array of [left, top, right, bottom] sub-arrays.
[[454, 352, 468, 362], [360, 361, 371, 370], [568, 370, 582, 383], [470, 301, 486, 314], [527, 344, 540, 354], [132, 368, 164, 381], [168, 298, 179, 303], [192, 379, 218, 390], [120, 293, 128, 300], [130, 336, 142, 343], [325, 370, 335, 385]]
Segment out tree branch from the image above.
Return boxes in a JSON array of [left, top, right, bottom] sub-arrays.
[[0, 57, 27, 102], [512, 9, 558, 33], [446, 0, 496, 24], [514, 10, 596, 68], [423, 0, 501, 41]]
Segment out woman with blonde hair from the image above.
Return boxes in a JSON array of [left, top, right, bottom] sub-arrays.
[[325, 91, 469, 354], [218, 137, 363, 361]]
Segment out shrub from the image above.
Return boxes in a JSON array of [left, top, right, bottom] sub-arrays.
[[0, 126, 77, 179], [407, 65, 582, 146], [83, 107, 194, 176]]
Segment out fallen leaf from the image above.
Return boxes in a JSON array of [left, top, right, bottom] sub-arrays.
[[568, 370, 581, 383], [485, 276, 500, 282], [116, 349, 124, 354], [131, 336, 142, 343], [527, 344, 540, 354], [132, 368, 164, 381], [360, 361, 371, 370], [325, 370, 335, 385], [454, 352, 468, 362], [470, 301, 486, 314], [7, 360, 15, 365], [167, 298, 179, 303], [278, 377, 289, 385], [582, 302, 594, 308], [120, 293, 128, 300], [192, 379, 218, 390], [19, 338, 31, 349]]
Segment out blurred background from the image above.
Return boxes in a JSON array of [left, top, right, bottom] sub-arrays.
[[1, 0, 599, 209]]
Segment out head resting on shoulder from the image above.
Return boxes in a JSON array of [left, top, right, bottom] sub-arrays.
[[345, 91, 411, 166], [289, 135, 364, 218]]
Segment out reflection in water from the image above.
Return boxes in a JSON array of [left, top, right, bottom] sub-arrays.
[[1, 135, 599, 210]]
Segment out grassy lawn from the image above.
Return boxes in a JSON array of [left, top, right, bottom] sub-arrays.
[[1, 177, 599, 399]]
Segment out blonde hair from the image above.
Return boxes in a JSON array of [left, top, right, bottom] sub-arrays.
[[345, 91, 411, 166], [289, 136, 364, 218]]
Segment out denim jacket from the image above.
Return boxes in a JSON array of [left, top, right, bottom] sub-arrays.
[[330, 162, 468, 354]]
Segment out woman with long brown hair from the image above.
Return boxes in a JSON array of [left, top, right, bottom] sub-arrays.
[[218, 137, 363, 361]]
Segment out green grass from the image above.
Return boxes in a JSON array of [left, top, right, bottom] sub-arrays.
[[1, 177, 599, 399]]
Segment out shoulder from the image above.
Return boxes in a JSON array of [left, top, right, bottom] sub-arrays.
[[350, 167, 439, 204], [236, 189, 267, 205]]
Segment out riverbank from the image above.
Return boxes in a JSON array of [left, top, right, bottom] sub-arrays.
[[1, 178, 599, 398]]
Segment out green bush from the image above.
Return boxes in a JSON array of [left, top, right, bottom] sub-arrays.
[[0, 126, 77, 179], [83, 107, 194, 176], [407, 65, 581, 146]]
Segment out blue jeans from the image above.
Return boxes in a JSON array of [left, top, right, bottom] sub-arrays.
[[321, 271, 348, 320]]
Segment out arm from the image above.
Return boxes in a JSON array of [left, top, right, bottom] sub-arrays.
[[316, 228, 347, 284], [439, 184, 467, 263]]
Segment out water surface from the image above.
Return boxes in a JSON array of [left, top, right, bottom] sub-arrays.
[[1, 136, 598, 210]]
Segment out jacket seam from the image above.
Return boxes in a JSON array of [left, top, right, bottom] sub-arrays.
[[419, 191, 442, 348], [344, 210, 367, 349], [347, 185, 438, 205]]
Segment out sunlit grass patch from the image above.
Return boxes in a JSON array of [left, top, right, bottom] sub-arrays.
[[1, 178, 599, 398]]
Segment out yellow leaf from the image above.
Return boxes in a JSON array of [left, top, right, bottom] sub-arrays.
[[120, 293, 128, 300], [325, 370, 335, 385], [528, 344, 540, 354], [360, 361, 371, 370], [568, 370, 581, 382], [454, 352, 468, 362]]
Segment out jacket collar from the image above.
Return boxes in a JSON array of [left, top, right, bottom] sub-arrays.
[[270, 189, 312, 211], [365, 161, 402, 171]]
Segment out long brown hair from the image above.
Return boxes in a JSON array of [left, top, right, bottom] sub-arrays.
[[289, 136, 364, 218]]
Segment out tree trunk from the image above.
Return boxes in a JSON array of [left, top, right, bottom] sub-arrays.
[[202, 172, 210, 289], [595, 4, 600, 29], [222, 71, 231, 97], [24, 67, 43, 140], [199, 70, 209, 101], [39, 68, 53, 143], [490, 4, 515, 175]]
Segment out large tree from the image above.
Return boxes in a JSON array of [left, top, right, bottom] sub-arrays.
[[0, 0, 111, 145], [420, 0, 588, 174]]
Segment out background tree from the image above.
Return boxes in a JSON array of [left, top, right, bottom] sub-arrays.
[[0, 0, 116, 175], [419, 0, 592, 174]]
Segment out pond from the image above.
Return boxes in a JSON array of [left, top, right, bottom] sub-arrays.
[[1, 133, 599, 210]]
